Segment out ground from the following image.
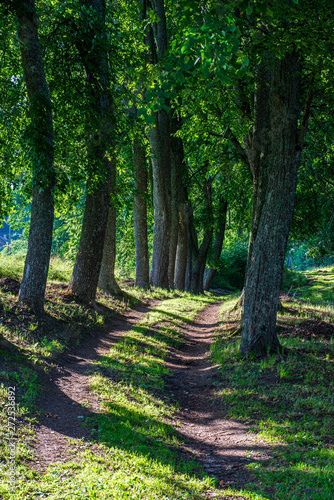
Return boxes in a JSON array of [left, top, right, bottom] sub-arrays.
[[0, 259, 334, 499]]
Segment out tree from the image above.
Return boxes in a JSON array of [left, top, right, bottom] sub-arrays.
[[68, 0, 113, 304], [12, 0, 55, 314], [133, 133, 150, 289]]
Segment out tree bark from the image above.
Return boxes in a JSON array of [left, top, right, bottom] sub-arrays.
[[240, 52, 305, 357], [147, 0, 172, 289], [133, 135, 150, 289], [188, 178, 214, 294], [69, 0, 112, 303], [98, 157, 121, 295], [14, 0, 55, 314], [174, 201, 189, 290], [204, 198, 228, 291], [168, 116, 185, 288]]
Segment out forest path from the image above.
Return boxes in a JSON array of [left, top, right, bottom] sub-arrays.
[[31, 298, 271, 498], [32, 299, 160, 472], [166, 301, 271, 496]]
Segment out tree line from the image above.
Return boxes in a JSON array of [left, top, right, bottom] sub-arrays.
[[1, 0, 333, 357]]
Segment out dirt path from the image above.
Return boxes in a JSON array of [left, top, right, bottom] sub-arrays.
[[165, 302, 272, 497], [32, 298, 271, 499], [32, 300, 159, 472]]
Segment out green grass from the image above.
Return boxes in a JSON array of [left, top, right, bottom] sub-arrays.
[[211, 272, 334, 500], [283, 266, 334, 305], [0, 294, 227, 499]]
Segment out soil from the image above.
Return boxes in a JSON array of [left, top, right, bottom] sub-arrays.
[[28, 300, 271, 498], [282, 319, 334, 340]]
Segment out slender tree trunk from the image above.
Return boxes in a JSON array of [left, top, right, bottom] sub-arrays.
[[98, 158, 121, 295], [69, 0, 112, 303], [204, 198, 228, 291], [133, 135, 150, 289], [240, 52, 305, 357], [14, 0, 55, 314], [188, 179, 213, 294], [174, 201, 189, 290], [168, 144, 179, 289]]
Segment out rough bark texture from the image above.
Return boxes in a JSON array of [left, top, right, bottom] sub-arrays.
[[69, 0, 112, 303], [240, 52, 305, 357], [188, 179, 214, 294], [174, 201, 189, 290], [15, 0, 55, 314], [133, 135, 150, 289], [168, 117, 185, 289], [98, 158, 121, 295], [204, 198, 228, 291], [148, 0, 172, 288]]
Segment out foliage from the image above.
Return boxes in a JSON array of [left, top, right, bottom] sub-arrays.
[[213, 234, 249, 290]]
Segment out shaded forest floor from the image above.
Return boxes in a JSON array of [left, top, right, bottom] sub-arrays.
[[0, 259, 334, 499]]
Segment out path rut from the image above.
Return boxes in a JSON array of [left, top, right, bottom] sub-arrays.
[[165, 301, 272, 496]]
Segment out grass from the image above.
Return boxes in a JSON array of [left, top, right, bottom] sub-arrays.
[[0, 293, 225, 499], [212, 269, 334, 500]]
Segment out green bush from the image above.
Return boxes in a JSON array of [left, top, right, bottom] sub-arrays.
[[213, 237, 248, 290], [281, 267, 308, 291]]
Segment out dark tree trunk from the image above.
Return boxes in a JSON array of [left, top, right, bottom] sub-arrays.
[[147, 0, 172, 289], [240, 52, 307, 357], [69, 0, 112, 303], [188, 179, 214, 294], [204, 198, 228, 291], [174, 201, 189, 290], [168, 142, 179, 289], [15, 0, 55, 314], [98, 158, 121, 295], [168, 116, 185, 288], [133, 135, 150, 289]]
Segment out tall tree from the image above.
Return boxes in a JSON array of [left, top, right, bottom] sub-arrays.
[[12, 0, 55, 314], [68, 0, 113, 303], [133, 134, 150, 289], [240, 52, 312, 356], [147, 0, 172, 288]]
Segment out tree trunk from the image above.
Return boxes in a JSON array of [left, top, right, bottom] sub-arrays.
[[188, 179, 213, 294], [240, 52, 304, 357], [69, 0, 112, 304], [133, 135, 150, 289], [98, 157, 121, 295], [15, 0, 55, 314], [174, 201, 189, 290], [204, 198, 228, 291], [147, 0, 172, 289], [148, 111, 171, 288]]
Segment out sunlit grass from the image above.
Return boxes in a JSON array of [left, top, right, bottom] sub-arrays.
[[212, 272, 334, 500]]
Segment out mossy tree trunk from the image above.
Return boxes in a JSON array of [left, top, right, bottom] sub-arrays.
[[98, 156, 121, 295], [69, 0, 113, 304], [15, 0, 55, 314], [204, 197, 228, 291], [240, 52, 312, 357], [133, 134, 150, 289], [147, 0, 172, 288]]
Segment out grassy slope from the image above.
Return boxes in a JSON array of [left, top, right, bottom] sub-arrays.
[[212, 267, 334, 500], [0, 255, 226, 499]]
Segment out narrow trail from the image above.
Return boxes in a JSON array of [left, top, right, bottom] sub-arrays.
[[165, 302, 272, 496], [32, 300, 159, 472]]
